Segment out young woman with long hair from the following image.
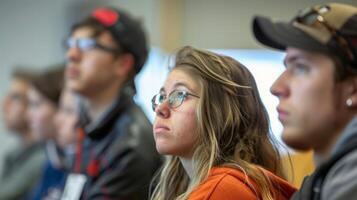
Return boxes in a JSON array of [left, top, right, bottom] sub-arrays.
[[150, 46, 296, 200]]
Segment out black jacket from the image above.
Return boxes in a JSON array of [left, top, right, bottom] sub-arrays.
[[73, 86, 162, 200]]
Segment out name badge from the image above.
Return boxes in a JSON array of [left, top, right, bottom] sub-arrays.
[[61, 174, 87, 200]]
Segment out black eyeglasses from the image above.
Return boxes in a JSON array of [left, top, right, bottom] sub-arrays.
[[151, 90, 200, 112], [294, 5, 355, 62], [64, 38, 120, 53]]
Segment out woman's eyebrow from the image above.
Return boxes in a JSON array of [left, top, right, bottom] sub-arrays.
[[160, 81, 196, 94], [172, 82, 192, 91]]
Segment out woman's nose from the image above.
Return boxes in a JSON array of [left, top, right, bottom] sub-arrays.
[[155, 100, 170, 118]]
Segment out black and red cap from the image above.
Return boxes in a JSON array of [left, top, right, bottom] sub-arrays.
[[91, 7, 148, 74]]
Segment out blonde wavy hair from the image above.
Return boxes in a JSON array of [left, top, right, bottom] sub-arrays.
[[151, 46, 286, 200]]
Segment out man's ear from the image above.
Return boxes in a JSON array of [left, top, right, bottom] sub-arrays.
[[345, 76, 357, 108], [114, 53, 135, 78]]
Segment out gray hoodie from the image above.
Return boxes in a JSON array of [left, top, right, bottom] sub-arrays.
[[321, 115, 357, 200], [291, 115, 357, 200]]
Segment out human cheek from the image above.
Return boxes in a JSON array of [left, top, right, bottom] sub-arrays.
[[30, 115, 42, 134], [83, 54, 103, 69], [175, 109, 197, 137], [296, 82, 325, 113], [37, 113, 49, 127], [28, 109, 38, 124], [60, 124, 72, 144], [63, 118, 75, 135], [14, 104, 26, 117]]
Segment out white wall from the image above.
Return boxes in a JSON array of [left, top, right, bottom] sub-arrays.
[[182, 0, 357, 49], [0, 0, 73, 173]]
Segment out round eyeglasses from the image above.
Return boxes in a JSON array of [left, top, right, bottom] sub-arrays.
[[151, 90, 200, 111]]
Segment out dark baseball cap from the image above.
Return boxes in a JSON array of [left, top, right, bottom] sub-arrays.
[[253, 3, 357, 67], [91, 7, 148, 74]]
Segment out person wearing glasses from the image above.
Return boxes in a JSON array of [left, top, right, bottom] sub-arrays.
[[150, 46, 296, 200], [253, 3, 357, 200], [0, 69, 46, 200], [63, 7, 162, 200]]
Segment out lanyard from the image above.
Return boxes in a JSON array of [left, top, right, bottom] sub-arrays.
[[74, 127, 85, 173]]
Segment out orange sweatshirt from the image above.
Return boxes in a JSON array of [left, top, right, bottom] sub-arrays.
[[188, 167, 296, 200]]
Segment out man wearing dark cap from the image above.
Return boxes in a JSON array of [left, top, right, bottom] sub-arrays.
[[63, 7, 162, 199], [253, 3, 357, 200]]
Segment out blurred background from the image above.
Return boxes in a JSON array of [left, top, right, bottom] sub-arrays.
[[0, 0, 356, 186]]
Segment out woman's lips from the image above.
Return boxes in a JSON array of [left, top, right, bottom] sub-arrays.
[[154, 124, 170, 133], [277, 107, 288, 122]]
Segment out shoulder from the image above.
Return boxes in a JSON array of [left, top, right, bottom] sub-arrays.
[[111, 104, 155, 149], [321, 148, 357, 200], [18, 143, 46, 169], [103, 106, 161, 172], [188, 167, 257, 200], [114, 102, 152, 136]]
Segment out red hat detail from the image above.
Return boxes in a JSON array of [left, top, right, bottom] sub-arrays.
[[92, 8, 119, 27]]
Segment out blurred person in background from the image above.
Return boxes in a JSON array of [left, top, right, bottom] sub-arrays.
[[253, 3, 357, 199], [26, 67, 67, 200], [0, 69, 46, 200], [53, 88, 78, 168], [63, 6, 162, 199]]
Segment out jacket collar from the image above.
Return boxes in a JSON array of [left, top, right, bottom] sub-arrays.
[[79, 86, 135, 139]]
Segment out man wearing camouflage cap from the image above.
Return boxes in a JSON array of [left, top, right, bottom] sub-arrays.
[[253, 3, 357, 200]]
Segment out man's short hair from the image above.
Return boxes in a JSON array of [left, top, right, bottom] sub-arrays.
[[71, 7, 148, 74]]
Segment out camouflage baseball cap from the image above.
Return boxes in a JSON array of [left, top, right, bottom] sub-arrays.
[[253, 3, 357, 67]]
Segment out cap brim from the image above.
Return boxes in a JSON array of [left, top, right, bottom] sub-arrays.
[[253, 16, 329, 53]]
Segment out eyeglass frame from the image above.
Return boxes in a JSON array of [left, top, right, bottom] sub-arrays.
[[293, 5, 355, 63], [151, 90, 200, 112], [63, 38, 121, 54]]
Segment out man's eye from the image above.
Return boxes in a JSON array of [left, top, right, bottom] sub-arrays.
[[295, 64, 308, 74], [288, 63, 310, 75], [80, 40, 96, 50]]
